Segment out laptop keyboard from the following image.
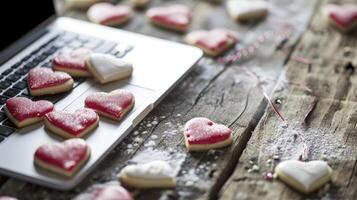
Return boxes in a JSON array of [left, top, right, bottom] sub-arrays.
[[0, 31, 134, 142]]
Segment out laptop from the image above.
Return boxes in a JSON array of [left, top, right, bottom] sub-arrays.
[[0, 1, 202, 190]]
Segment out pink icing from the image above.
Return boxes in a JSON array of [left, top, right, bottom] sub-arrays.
[[53, 48, 91, 72], [34, 138, 88, 172], [45, 108, 98, 136], [88, 3, 132, 25], [85, 90, 134, 119], [183, 117, 232, 144], [189, 29, 237, 52], [28, 67, 73, 90], [325, 4, 357, 29], [77, 185, 132, 200], [6, 97, 54, 121], [147, 5, 192, 28]]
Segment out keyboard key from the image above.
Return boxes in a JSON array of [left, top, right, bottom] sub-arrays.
[[11, 62, 22, 69], [15, 68, 29, 76], [0, 112, 6, 122], [6, 74, 21, 82], [1, 68, 13, 76], [68, 40, 82, 48], [0, 95, 8, 105], [94, 41, 117, 53], [0, 81, 11, 89], [33, 54, 47, 63], [0, 125, 15, 137], [3, 88, 21, 97], [60, 32, 77, 42], [24, 62, 37, 69], [13, 81, 27, 90], [83, 39, 102, 49]]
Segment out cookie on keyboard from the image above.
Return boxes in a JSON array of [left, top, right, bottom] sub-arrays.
[[28, 67, 74, 96], [53, 48, 92, 77], [119, 160, 176, 188], [226, 0, 269, 22], [185, 28, 237, 56], [85, 89, 134, 121], [5, 97, 54, 128], [86, 53, 133, 84], [323, 4, 357, 32], [146, 4, 192, 32], [87, 3, 133, 26], [183, 117, 233, 151], [34, 138, 90, 177], [44, 108, 99, 139]]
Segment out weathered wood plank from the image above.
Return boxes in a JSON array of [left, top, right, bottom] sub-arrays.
[[0, 0, 317, 199], [220, 0, 357, 199]]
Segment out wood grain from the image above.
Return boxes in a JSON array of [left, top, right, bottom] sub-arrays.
[[220, 0, 357, 199], [3, 0, 352, 199]]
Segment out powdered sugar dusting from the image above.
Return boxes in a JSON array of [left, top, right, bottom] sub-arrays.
[[35, 138, 88, 171], [6, 97, 54, 121], [183, 117, 232, 144], [28, 67, 72, 90], [45, 108, 98, 135], [85, 89, 134, 119]]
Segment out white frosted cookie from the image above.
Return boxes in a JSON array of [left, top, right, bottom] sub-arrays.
[[86, 53, 133, 84], [131, 0, 151, 8], [275, 160, 333, 194], [66, 0, 101, 9], [118, 160, 176, 188], [226, 0, 269, 22]]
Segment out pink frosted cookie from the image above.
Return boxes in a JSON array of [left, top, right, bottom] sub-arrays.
[[323, 4, 357, 32], [5, 97, 54, 128], [146, 4, 192, 32], [185, 28, 238, 56], [34, 138, 90, 177], [28, 67, 74, 96], [85, 89, 134, 121], [53, 48, 92, 77], [87, 3, 133, 26], [74, 184, 132, 200], [44, 108, 99, 139], [183, 117, 233, 151]]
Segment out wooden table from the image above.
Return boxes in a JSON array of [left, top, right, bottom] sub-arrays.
[[1, 0, 357, 199]]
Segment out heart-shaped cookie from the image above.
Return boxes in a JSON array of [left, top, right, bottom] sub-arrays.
[[86, 53, 133, 84], [74, 184, 132, 200], [34, 138, 90, 177], [185, 29, 238, 56], [5, 97, 54, 128], [323, 4, 357, 32], [146, 4, 192, 32], [45, 108, 99, 138], [85, 89, 134, 121], [119, 160, 176, 188], [275, 160, 333, 194], [53, 48, 92, 77], [28, 67, 74, 96], [226, 0, 269, 22], [87, 3, 133, 26], [183, 117, 233, 151]]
